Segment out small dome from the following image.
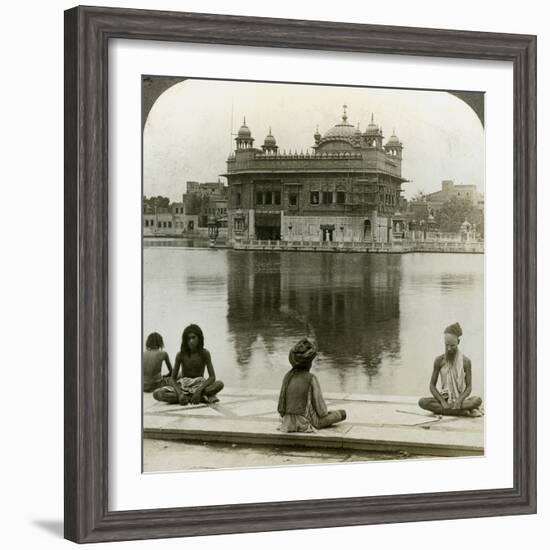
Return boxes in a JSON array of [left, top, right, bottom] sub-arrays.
[[365, 123, 380, 135], [387, 131, 401, 146], [365, 113, 380, 135], [264, 128, 276, 146], [237, 117, 251, 138]]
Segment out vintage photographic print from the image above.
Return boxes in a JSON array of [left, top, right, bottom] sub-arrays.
[[142, 77, 485, 472]]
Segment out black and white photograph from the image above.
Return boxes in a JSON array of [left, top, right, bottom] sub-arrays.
[[142, 77, 486, 472], [1, 0, 542, 547]]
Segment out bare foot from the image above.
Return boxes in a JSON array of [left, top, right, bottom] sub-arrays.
[[201, 395, 220, 404], [178, 394, 190, 406]]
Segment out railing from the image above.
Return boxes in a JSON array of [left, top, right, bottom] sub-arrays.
[[144, 236, 228, 248], [252, 151, 363, 160], [233, 239, 483, 254]]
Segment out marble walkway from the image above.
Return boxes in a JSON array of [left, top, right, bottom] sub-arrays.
[[143, 388, 484, 457]]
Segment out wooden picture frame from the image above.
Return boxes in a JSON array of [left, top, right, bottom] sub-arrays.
[[64, 5, 537, 543]]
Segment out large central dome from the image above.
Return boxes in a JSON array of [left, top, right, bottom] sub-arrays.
[[323, 107, 357, 140], [323, 120, 357, 139], [321, 106, 358, 140]]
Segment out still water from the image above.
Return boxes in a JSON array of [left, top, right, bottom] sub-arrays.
[[143, 249, 484, 398]]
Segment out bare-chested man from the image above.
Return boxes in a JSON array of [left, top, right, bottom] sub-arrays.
[[153, 324, 224, 405], [418, 323, 482, 416], [143, 332, 173, 392]]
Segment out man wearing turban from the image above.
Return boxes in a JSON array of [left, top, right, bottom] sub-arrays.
[[277, 338, 346, 432], [418, 323, 482, 416]]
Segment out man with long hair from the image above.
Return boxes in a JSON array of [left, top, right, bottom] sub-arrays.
[[153, 324, 224, 405], [418, 322, 483, 416]]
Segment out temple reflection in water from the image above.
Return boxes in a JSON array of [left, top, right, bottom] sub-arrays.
[[143, 246, 484, 397], [226, 251, 401, 392]]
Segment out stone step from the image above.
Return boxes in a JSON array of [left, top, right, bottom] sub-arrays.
[[143, 391, 484, 458]]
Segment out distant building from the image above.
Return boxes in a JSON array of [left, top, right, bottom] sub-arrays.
[[183, 180, 228, 228], [424, 180, 483, 210], [143, 201, 199, 236], [223, 107, 407, 244]]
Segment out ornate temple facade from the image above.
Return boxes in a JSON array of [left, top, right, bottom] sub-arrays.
[[223, 107, 407, 245]]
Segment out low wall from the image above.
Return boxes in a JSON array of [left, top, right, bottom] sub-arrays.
[[233, 240, 484, 254], [144, 227, 228, 239], [144, 235, 228, 248]]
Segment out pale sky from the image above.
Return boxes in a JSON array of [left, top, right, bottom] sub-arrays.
[[143, 79, 485, 202]]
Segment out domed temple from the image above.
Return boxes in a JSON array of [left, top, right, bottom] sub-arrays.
[[223, 106, 406, 244]]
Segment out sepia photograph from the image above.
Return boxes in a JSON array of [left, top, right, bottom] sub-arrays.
[[142, 77, 485, 472]]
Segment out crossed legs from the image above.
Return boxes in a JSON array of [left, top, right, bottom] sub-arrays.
[[418, 396, 482, 416], [152, 380, 224, 404], [311, 409, 347, 429]]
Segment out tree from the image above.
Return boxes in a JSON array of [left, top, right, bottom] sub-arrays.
[[143, 195, 170, 212], [407, 199, 430, 224], [435, 197, 484, 236]]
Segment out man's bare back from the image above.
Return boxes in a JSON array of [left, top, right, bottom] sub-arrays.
[[143, 349, 169, 378], [143, 349, 172, 392]]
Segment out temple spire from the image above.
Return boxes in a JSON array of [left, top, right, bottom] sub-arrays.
[[342, 104, 348, 123]]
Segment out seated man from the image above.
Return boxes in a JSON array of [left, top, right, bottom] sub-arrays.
[[418, 323, 482, 416], [143, 332, 173, 392], [153, 324, 224, 405], [277, 338, 346, 432]]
